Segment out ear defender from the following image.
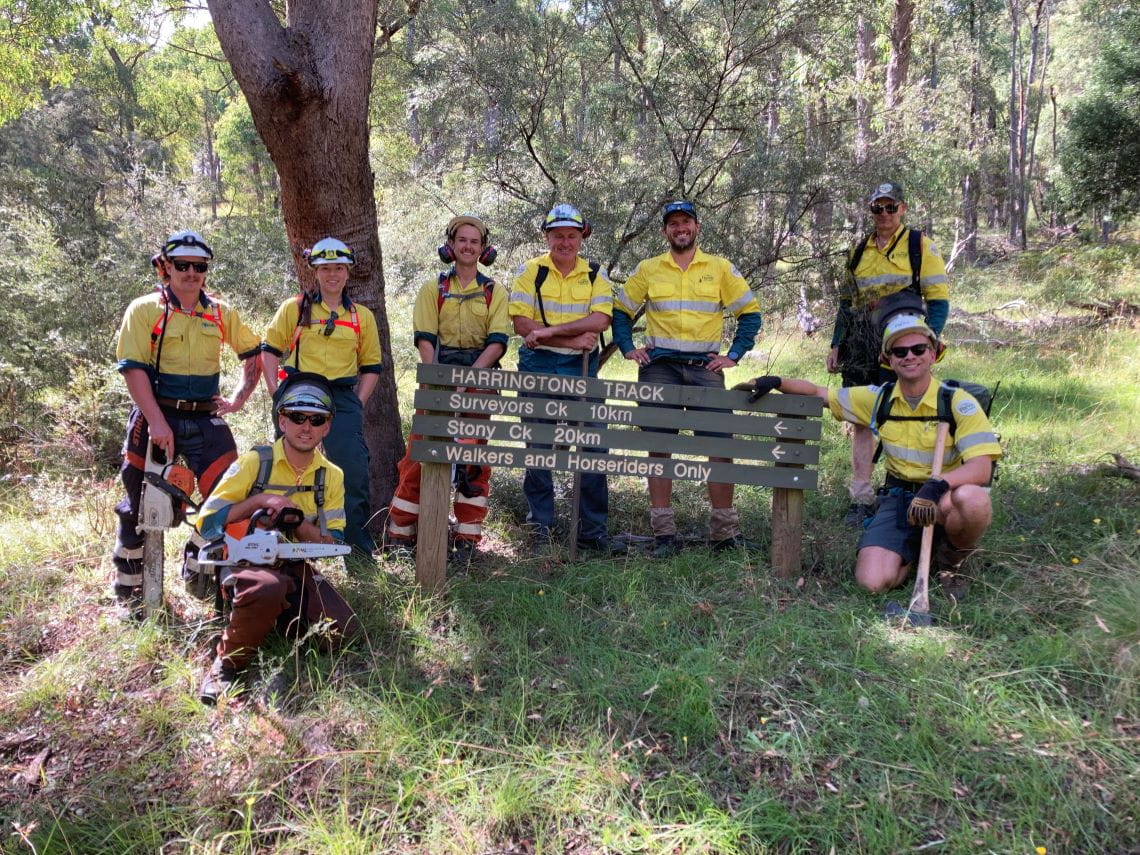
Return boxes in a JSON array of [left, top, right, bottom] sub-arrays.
[[439, 222, 497, 266]]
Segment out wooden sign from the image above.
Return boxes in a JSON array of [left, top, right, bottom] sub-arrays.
[[408, 363, 822, 590]]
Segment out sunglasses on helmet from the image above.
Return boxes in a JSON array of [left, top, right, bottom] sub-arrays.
[[663, 200, 697, 221]]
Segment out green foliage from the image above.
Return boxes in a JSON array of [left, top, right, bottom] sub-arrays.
[[1061, 10, 1140, 221]]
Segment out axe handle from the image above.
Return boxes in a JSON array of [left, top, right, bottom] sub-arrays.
[[908, 420, 950, 615]]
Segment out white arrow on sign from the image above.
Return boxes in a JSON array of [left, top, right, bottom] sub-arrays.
[[771, 444, 786, 461], [773, 420, 787, 436]]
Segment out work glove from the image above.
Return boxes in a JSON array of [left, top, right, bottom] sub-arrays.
[[907, 478, 950, 527], [732, 375, 782, 402]]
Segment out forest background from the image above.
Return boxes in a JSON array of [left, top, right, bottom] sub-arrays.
[[0, 0, 1137, 852]]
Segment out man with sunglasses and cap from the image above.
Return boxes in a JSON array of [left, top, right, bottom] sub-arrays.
[[111, 230, 263, 614], [263, 237, 383, 556], [740, 315, 1000, 595], [386, 214, 510, 565], [196, 372, 354, 704], [828, 182, 951, 528], [509, 203, 613, 553], [612, 200, 762, 557]]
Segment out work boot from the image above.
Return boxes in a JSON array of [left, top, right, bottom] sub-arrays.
[[111, 584, 144, 622], [577, 535, 624, 556], [200, 656, 241, 706], [528, 524, 553, 556], [934, 539, 976, 602], [711, 534, 753, 552], [844, 502, 875, 528], [652, 535, 680, 559], [381, 538, 416, 560]]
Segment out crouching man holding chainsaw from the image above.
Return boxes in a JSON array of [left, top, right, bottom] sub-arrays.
[[737, 315, 1001, 600], [194, 373, 357, 704]]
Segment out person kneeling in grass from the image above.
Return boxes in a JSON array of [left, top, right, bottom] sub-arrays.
[[739, 315, 1001, 596]]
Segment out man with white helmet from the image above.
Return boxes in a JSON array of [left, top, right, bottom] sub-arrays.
[[112, 230, 263, 614], [386, 214, 510, 566], [262, 237, 383, 555], [739, 315, 1000, 595], [509, 204, 613, 553]]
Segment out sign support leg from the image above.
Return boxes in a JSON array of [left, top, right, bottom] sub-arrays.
[[771, 487, 803, 579], [416, 460, 450, 592]]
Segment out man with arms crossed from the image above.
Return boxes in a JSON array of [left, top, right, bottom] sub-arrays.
[[509, 204, 613, 554]]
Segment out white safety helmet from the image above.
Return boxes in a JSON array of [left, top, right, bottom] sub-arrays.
[[162, 230, 213, 259], [306, 237, 355, 266]]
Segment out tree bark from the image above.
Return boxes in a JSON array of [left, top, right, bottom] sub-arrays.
[[854, 14, 874, 166], [885, 0, 915, 122], [208, 0, 403, 518]]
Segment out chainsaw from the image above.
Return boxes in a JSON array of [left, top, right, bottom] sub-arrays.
[[198, 508, 350, 567]]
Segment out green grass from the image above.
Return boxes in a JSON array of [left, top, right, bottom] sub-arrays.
[[0, 245, 1137, 853]]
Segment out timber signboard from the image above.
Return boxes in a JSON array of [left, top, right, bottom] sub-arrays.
[[408, 363, 822, 590]]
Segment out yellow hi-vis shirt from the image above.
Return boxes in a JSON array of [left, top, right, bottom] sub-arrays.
[[116, 287, 261, 401], [263, 295, 382, 382], [196, 438, 347, 542], [844, 225, 950, 308], [615, 248, 759, 354], [827, 381, 1002, 483], [508, 253, 612, 354], [411, 273, 512, 350]]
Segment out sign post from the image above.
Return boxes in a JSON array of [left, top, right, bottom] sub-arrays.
[[408, 365, 822, 588]]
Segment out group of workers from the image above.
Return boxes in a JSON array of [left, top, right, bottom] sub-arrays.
[[108, 180, 1000, 703]]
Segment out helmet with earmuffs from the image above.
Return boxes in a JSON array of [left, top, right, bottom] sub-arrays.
[[438, 214, 497, 266], [543, 203, 591, 239]]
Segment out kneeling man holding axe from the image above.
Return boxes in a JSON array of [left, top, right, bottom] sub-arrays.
[[737, 315, 1001, 622]]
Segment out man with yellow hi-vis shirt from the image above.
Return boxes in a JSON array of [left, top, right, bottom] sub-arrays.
[[509, 204, 613, 554], [386, 214, 511, 566], [612, 200, 762, 558]]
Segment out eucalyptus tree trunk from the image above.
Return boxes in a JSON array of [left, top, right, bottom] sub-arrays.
[[885, 0, 915, 122], [854, 14, 875, 166], [208, 0, 403, 512]]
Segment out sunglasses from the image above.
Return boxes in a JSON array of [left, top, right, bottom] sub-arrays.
[[888, 343, 932, 358], [281, 411, 329, 427], [171, 260, 209, 273], [870, 203, 900, 215], [323, 311, 338, 336]]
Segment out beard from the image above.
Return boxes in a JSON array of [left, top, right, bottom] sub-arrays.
[[667, 234, 695, 253]]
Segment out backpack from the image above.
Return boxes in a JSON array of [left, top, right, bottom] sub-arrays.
[[870, 379, 1001, 478], [436, 269, 495, 311], [848, 228, 925, 329], [247, 445, 329, 537]]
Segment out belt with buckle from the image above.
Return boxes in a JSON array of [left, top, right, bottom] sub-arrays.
[[884, 473, 925, 492], [156, 397, 217, 413]]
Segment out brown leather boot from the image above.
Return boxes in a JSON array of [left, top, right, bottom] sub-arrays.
[[200, 655, 241, 706]]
